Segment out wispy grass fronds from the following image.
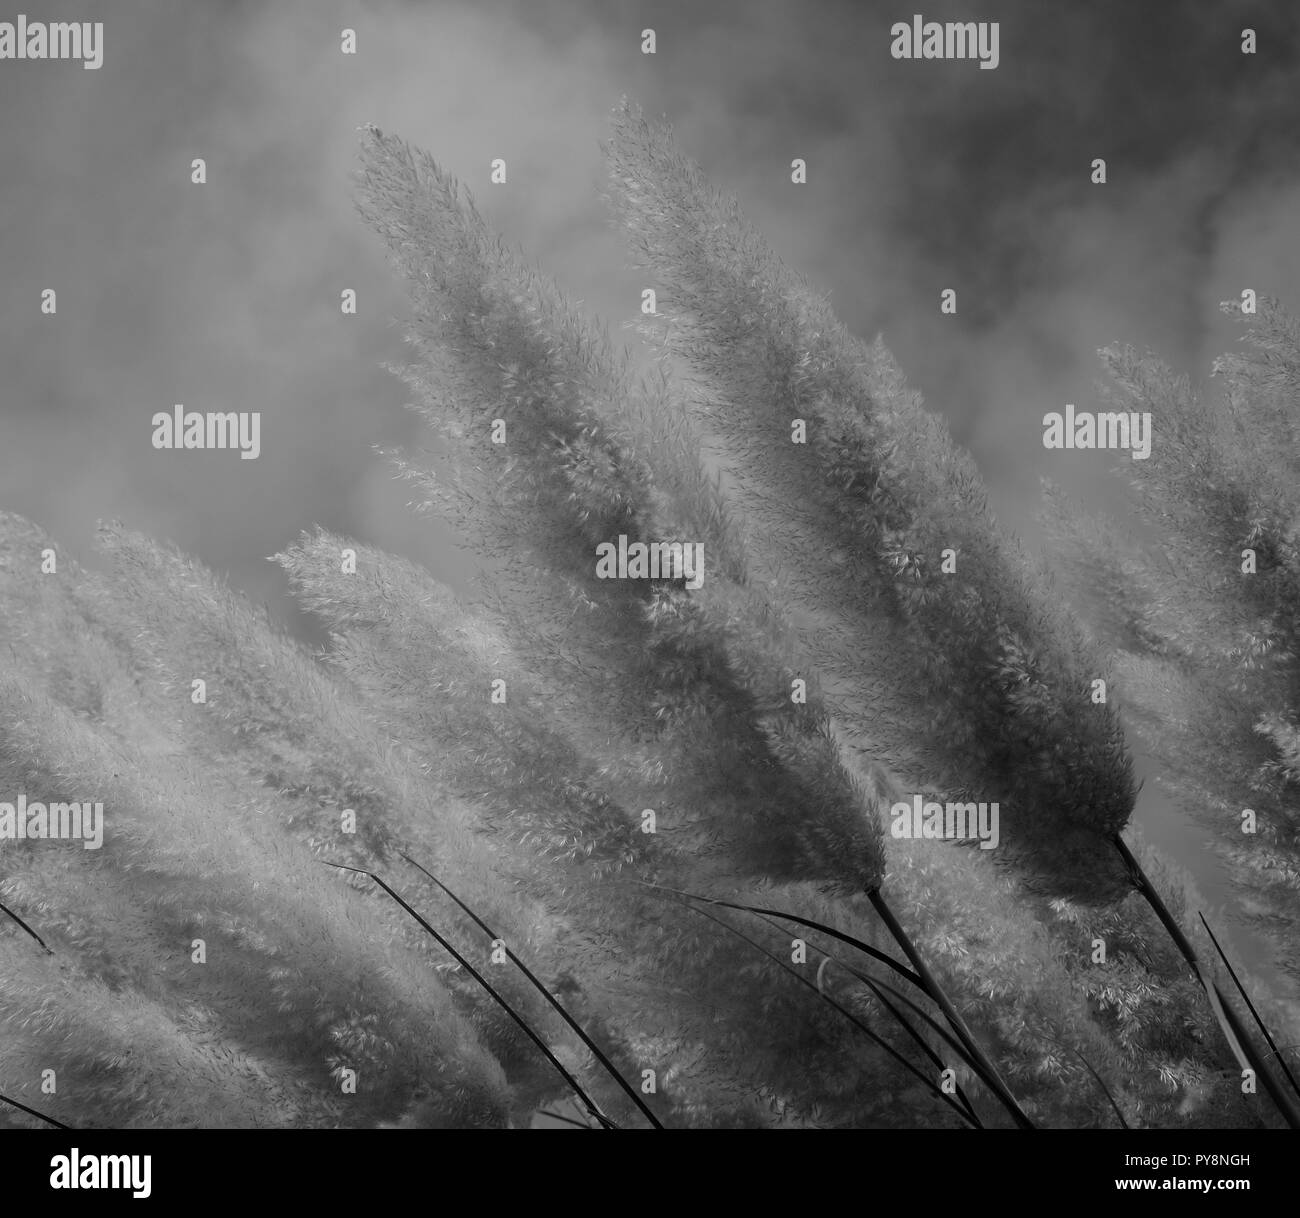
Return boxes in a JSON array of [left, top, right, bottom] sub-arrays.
[[675, 892, 996, 1126], [1039, 300, 1300, 1122], [0, 515, 512, 1128], [323, 860, 617, 1128], [355, 124, 888, 898], [4, 103, 1285, 1131], [1113, 836, 1300, 1128], [52, 520, 589, 1115], [602, 98, 1135, 899], [668, 892, 981, 1128], [276, 530, 649, 879], [400, 852, 664, 1128]]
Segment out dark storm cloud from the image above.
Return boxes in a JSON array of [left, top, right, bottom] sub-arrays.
[[0, 0, 1296, 600]]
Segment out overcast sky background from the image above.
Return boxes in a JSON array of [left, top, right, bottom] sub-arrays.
[[2, 0, 1299, 969]]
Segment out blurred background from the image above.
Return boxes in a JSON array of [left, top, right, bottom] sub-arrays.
[[2, 0, 1298, 965]]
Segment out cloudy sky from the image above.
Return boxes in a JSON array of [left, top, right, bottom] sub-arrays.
[[2, 0, 1298, 948]]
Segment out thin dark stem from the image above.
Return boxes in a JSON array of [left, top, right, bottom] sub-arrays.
[[1064, 1043, 1130, 1130], [638, 881, 922, 988], [1112, 835, 1300, 1130], [537, 1108, 595, 1129], [400, 851, 663, 1129], [322, 860, 617, 1129], [841, 961, 989, 1092], [840, 958, 984, 1128], [681, 896, 981, 1128], [0, 899, 52, 954], [867, 887, 1036, 1130], [747, 910, 982, 1126], [1216, 991, 1300, 1128], [1199, 912, 1300, 1103], [1113, 836, 1200, 965], [1, 1091, 70, 1129]]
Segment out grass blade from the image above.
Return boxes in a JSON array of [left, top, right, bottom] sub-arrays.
[[867, 887, 1036, 1130], [537, 1107, 595, 1129], [1113, 834, 1300, 1129], [399, 851, 664, 1128], [1199, 911, 1300, 1103], [829, 956, 983, 1127], [322, 860, 618, 1129], [0, 899, 53, 955], [1065, 1043, 1130, 1129], [637, 881, 922, 988], [743, 907, 984, 1124], [1, 1091, 70, 1129], [663, 889, 982, 1128]]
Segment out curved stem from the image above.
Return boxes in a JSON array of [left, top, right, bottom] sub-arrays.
[[867, 887, 1035, 1129]]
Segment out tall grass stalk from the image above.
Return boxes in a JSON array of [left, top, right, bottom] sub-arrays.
[[400, 852, 664, 1128], [323, 861, 617, 1129]]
